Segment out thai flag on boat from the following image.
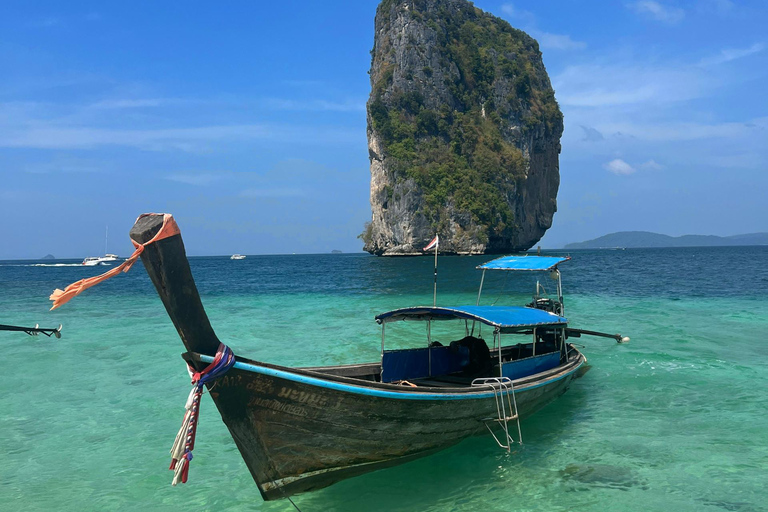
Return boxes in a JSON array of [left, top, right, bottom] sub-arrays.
[[423, 235, 439, 251]]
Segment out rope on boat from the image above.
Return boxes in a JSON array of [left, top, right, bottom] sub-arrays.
[[169, 342, 235, 485]]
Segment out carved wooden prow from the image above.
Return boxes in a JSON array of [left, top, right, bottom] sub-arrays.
[[129, 214, 220, 357]]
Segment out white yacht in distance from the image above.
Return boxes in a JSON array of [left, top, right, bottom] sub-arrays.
[[231, 254, 246, 260], [83, 227, 121, 265], [82, 254, 119, 266]]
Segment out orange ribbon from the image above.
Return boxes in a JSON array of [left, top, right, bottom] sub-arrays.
[[49, 213, 180, 310]]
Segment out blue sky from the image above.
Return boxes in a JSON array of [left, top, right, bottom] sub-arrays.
[[1, 0, 766, 258]]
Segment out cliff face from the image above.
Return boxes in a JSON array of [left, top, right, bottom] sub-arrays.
[[362, 0, 563, 256]]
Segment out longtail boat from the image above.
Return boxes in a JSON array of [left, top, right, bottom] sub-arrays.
[[49, 213, 627, 501]]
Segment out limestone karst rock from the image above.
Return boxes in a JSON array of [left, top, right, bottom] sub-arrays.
[[362, 0, 563, 255]]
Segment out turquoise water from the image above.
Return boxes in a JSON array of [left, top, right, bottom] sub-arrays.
[[1, 247, 767, 512]]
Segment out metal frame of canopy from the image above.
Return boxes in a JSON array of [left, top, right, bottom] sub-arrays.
[[375, 305, 567, 333], [375, 305, 569, 380], [475, 255, 570, 315]]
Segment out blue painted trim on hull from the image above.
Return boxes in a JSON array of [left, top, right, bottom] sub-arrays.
[[199, 355, 584, 401]]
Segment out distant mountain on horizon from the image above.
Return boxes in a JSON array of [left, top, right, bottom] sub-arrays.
[[564, 231, 768, 249]]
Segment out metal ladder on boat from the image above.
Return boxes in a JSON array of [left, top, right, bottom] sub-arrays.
[[471, 377, 522, 451]]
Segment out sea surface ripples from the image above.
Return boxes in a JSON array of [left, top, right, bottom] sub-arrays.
[[1, 246, 766, 511]]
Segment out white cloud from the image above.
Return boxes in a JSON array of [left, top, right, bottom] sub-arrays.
[[534, 31, 587, 51], [26, 17, 62, 28], [629, 1, 685, 24], [500, 4, 584, 51], [280, 79, 324, 88], [697, 0, 734, 14], [500, 4, 536, 25], [0, 96, 363, 152], [0, 125, 269, 151], [165, 173, 224, 186], [240, 188, 306, 198], [262, 98, 365, 112], [698, 43, 765, 67], [554, 63, 711, 107], [604, 159, 636, 175], [640, 159, 663, 170], [88, 98, 169, 109], [592, 117, 767, 142]]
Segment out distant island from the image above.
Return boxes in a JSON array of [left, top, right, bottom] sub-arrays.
[[42, 254, 56, 260], [564, 231, 768, 249]]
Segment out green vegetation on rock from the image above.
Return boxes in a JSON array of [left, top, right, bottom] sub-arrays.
[[368, 0, 562, 238]]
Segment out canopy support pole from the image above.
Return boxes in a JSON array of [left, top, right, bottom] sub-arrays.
[[380, 323, 386, 381], [476, 270, 486, 306], [427, 321, 432, 377], [432, 243, 438, 307], [496, 330, 503, 378]]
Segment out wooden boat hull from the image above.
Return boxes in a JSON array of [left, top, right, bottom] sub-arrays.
[[189, 350, 587, 500], [126, 214, 589, 501]]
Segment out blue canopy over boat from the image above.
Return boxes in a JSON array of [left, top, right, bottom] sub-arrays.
[[477, 255, 570, 271], [375, 305, 567, 333]]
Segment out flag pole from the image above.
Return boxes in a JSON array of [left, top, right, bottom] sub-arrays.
[[423, 234, 439, 306], [432, 235, 438, 307]]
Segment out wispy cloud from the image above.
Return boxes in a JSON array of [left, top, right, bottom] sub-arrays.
[[25, 13, 101, 29], [0, 94, 363, 151], [165, 173, 224, 186], [602, 158, 663, 175], [500, 4, 536, 25], [534, 32, 587, 51], [604, 159, 636, 175], [88, 98, 171, 109], [555, 63, 710, 107], [640, 159, 663, 170], [592, 117, 767, 142], [629, 1, 685, 24], [280, 79, 325, 88], [698, 43, 765, 66], [261, 98, 365, 112], [697, 0, 734, 15], [26, 17, 63, 28], [499, 4, 585, 51], [240, 188, 306, 198], [0, 125, 270, 151]]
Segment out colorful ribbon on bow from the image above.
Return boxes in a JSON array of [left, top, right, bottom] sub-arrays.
[[169, 343, 236, 485]]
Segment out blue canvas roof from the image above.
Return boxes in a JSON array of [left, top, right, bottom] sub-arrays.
[[375, 305, 567, 332], [477, 255, 570, 271]]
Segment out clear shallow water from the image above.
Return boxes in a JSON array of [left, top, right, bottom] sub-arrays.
[[1, 247, 767, 512]]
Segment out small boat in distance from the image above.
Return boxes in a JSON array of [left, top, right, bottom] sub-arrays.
[[82, 254, 119, 266], [231, 254, 246, 260], [83, 226, 121, 265]]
